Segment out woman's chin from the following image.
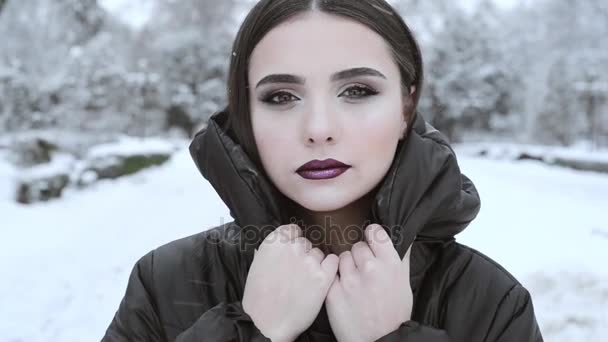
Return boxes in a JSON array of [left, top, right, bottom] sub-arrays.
[[292, 191, 359, 213]]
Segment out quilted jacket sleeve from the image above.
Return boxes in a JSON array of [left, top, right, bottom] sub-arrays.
[[101, 251, 271, 342], [375, 285, 543, 342]]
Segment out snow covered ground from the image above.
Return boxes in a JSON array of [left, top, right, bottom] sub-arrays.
[[456, 141, 608, 164], [1, 142, 607, 341], [455, 154, 608, 340]]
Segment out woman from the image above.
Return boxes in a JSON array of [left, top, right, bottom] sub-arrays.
[[103, 0, 543, 341]]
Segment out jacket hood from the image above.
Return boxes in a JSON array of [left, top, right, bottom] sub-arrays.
[[189, 108, 480, 259]]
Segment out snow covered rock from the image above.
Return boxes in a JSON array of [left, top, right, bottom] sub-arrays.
[[75, 153, 171, 185], [77, 136, 175, 183], [12, 135, 178, 204], [7, 137, 58, 167], [15, 153, 74, 204]]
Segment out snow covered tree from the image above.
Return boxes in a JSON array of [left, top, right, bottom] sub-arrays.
[[535, 52, 608, 146], [392, 0, 451, 45], [0, 0, 106, 76], [527, 0, 608, 146], [136, 0, 239, 135], [0, 0, 110, 131], [0, 64, 37, 131], [414, 1, 519, 141], [2, 0, 604, 146], [535, 56, 585, 145]]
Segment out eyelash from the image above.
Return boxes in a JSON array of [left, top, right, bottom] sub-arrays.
[[260, 85, 379, 106]]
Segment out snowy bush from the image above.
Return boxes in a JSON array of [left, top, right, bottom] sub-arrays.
[[9, 135, 178, 204], [74, 136, 176, 187]]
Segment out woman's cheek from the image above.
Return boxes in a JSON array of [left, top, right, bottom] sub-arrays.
[[256, 126, 296, 176], [357, 116, 401, 151]]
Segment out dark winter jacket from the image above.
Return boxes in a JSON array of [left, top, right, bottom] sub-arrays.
[[102, 109, 544, 341]]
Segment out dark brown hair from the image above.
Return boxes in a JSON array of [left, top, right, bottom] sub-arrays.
[[225, 0, 424, 168]]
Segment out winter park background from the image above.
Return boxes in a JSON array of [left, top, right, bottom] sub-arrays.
[[1, 0, 607, 341]]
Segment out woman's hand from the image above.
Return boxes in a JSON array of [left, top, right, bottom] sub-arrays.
[[242, 224, 339, 342], [325, 224, 413, 342]]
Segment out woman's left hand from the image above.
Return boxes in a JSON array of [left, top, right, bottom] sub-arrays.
[[325, 224, 413, 342]]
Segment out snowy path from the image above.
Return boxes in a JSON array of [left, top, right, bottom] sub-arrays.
[[1, 145, 607, 341]]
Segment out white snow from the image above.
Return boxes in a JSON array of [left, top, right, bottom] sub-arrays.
[[1, 146, 231, 341], [98, 0, 156, 31], [0, 150, 17, 202], [1, 143, 607, 341], [86, 135, 179, 158], [456, 142, 608, 164], [455, 156, 608, 341], [17, 153, 76, 182]]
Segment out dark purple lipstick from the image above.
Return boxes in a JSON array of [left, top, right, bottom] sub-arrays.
[[296, 158, 351, 180]]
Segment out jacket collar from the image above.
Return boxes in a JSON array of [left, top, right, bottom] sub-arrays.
[[189, 108, 480, 259]]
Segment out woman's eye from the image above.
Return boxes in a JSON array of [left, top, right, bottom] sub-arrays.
[[261, 91, 298, 105], [260, 86, 377, 105], [340, 85, 379, 99]]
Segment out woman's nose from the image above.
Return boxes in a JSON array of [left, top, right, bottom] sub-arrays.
[[302, 103, 340, 146]]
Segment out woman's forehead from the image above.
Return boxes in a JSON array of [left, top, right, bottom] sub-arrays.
[[249, 12, 396, 82]]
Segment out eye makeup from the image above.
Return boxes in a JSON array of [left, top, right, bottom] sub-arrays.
[[259, 83, 379, 106]]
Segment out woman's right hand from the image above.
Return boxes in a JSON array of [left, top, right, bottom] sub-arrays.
[[242, 224, 339, 342]]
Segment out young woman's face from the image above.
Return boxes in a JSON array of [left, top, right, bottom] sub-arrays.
[[249, 11, 411, 212]]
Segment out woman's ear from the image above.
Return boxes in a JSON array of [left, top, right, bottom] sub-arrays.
[[399, 120, 408, 140]]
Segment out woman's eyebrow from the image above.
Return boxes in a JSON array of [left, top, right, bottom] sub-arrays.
[[331, 67, 387, 82], [255, 67, 386, 89]]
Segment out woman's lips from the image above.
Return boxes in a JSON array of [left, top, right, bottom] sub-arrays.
[[297, 167, 350, 180], [296, 159, 351, 180]]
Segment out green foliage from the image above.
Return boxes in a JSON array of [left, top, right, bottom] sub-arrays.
[[121, 154, 171, 176]]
